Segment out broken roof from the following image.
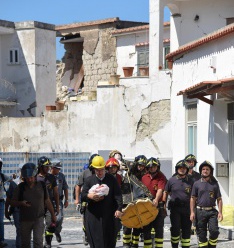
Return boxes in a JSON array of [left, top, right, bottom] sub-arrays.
[[56, 17, 148, 36], [112, 22, 170, 35]]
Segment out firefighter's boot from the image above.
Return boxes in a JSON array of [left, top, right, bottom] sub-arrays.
[[44, 235, 53, 248]]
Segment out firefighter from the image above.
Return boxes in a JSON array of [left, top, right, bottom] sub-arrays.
[[141, 157, 167, 248], [109, 150, 123, 162], [190, 161, 223, 248], [105, 158, 122, 186], [163, 159, 193, 248], [122, 155, 147, 248], [36, 156, 59, 248], [184, 154, 201, 182], [105, 158, 122, 241], [50, 159, 69, 244], [131, 155, 147, 181]]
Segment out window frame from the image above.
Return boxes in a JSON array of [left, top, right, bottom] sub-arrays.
[[136, 46, 149, 76], [9, 48, 20, 65], [186, 103, 197, 156], [163, 45, 170, 69]]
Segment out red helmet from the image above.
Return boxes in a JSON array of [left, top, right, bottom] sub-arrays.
[[105, 158, 120, 169]]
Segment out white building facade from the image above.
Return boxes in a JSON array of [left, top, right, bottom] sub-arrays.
[[151, 0, 234, 206], [0, 20, 56, 117]]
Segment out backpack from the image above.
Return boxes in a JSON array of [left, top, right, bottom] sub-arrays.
[[18, 181, 47, 201]]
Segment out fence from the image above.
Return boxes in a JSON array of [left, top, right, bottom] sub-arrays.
[[0, 152, 90, 204]]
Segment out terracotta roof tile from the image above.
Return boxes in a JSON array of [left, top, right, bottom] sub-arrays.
[[177, 77, 234, 96], [112, 25, 149, 35], [135, 42, 149, 47], [166, 23, 234, 60], [135, 39, 170, 47], [112, 22, 170, 35]]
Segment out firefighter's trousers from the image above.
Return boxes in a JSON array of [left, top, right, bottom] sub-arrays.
[[196, 208, 219, 248], [170, 205, 191, 248]]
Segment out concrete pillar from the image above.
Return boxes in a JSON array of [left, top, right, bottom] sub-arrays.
[[149, 0, 164, 81]]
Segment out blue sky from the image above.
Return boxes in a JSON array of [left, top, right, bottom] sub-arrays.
[[0, 0, 170, 59]]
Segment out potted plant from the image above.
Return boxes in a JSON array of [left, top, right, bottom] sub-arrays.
[[167, 60, 173, 69], [122, 67, 134, 77], [139, 66, 149, 76]]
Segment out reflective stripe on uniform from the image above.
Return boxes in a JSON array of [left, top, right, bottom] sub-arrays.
[[198, 241, 208, 247], [132, 235, 139, 245], [123, 234, 131, 244], [155, 238, 163, 247], [45, 231, 53, 236], [144, 238, 152, 248], [209, 238, 218, 246], [171, 235, 180, 244], [181, 238, 190, 247]]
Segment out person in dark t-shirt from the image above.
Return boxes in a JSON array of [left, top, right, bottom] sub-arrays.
[[163, 160, 193, 248], [190, 161, 223, 248], [11, 163, 56, 248], [184, 154, 201, 182], [37, 156, 59, 248]]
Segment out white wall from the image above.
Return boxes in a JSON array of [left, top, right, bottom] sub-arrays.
[[168, 0, 234, 51], [35, 28, 56, 116], [116, 31, 149, 77], [171, 28, 234, 205], [0, 80, 172, 160], [0, 21, 56, 117]]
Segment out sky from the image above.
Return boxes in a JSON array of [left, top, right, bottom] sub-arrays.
[[0, 0, 170, 59]]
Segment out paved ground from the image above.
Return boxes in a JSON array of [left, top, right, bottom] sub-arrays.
[[3, 212, 234, 247]]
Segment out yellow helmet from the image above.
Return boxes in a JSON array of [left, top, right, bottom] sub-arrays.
[[91, 156, 105, 169]]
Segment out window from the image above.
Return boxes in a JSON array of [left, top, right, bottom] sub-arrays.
[[163, 46, 170, 69], [9, 49, 19, 64], [137, 47, 149, 76], [187, 103, 197, 156]]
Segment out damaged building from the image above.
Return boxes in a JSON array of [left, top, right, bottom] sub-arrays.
[[55, 17, 148, 97]]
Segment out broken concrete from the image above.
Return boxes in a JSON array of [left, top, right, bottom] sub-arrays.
[[136, 100, 171, 141]]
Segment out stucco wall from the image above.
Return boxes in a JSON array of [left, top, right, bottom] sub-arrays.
[[171, 30, 234, 204], [0, 80, 172, 160], [168, 0, 234, 51], [116, 31, 149, 77], [0, 22, 56, 117], [35, 27, 56, 116]]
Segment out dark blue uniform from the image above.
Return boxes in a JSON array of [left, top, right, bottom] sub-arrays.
[[191, 178, 222, 248], [189, 170, 201, 183], [164, 175, 193, 248]]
